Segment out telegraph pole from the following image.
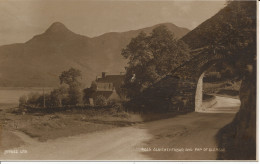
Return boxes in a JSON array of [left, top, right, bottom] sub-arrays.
[[43, 87, 46, 108]]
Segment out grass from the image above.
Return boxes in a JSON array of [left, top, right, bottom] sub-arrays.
[[0, 104, 143, 142], [0, 102, 193, 146]]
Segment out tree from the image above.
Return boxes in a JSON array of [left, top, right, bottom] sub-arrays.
[[59, 68, 81, 87], [121, 25, 191, 98], [59, 68, 82, 105], [83, 81, 99, 104], [26, 92, 41, 107], [49, 86, 67, 107], [67, 85, 82, 105]]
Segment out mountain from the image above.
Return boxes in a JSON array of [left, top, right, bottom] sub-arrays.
[[0, 22, 190, 87]]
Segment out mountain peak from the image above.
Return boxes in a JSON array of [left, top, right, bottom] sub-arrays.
[[26, 21, 84, 44], [45, 22, 72, 34]]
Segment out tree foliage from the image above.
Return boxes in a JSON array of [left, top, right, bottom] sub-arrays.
[[83, 84, 96, 104], [59, 68, 82, 105], [59, 68, 82, 87], [49, 86, 67, 107], [67, 85, 82, 105], [20, 68, 83, 108], [182, 1, 256, 77], [121, 25, 191, 98], [206, 2, 256, 81]]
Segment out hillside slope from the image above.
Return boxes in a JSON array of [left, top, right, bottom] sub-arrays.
[[0, 22, 189, 87]]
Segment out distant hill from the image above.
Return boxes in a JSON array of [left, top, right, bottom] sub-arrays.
[[0, 22, 189, 87]]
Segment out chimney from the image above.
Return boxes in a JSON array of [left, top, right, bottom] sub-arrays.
[[102, 72, 107, 78]]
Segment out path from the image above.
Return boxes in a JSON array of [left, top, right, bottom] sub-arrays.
[[0, 96, 240, 160]]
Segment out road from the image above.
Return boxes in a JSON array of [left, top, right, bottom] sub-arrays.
[[0, 96, 240, 160], [201, 96, 240, 113]]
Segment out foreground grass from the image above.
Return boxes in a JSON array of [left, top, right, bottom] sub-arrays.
[[0, 103, 189, 152], [1, 107, 140, 142]]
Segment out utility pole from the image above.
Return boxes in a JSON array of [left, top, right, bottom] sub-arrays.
[[43, 88, 46, 108]]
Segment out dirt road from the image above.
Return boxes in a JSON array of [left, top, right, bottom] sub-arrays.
[[0, 96, 240, 160]]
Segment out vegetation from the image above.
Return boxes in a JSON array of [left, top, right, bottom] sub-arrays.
[[19, 68, 120, 111], [94, 95, 107, 106], [19, 95, 27, 107], [121, 25, 191, 98], [48, 86, 67, 107], [59, 68, 82, 105], [182, 1, 256, 77], [83, 81, 97, 104], [19, 68, 83, 109]]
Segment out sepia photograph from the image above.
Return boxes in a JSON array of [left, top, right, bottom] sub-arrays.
[[0, 0, 257, 161]]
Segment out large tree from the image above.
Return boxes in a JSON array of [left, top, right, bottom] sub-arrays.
[[121, 25, 190, 98], [59, 68, 81, 87], [59, 68, 82, 105]]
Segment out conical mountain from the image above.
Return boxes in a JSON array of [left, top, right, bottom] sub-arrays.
[[45, 22, 72, 34], [0, 22, 189, 87], [26, 22, 89, 45]]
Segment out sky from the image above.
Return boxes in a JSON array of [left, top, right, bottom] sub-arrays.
[[0, 0, 227, 45]]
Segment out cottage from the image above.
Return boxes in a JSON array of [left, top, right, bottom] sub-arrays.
[[86, 72, 125, 105]]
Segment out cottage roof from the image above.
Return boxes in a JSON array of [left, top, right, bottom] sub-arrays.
[[96, 74, 125, 95], [96, 75, 124, 84]]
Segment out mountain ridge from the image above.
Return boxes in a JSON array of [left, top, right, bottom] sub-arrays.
[[0, 22, 190, 87]]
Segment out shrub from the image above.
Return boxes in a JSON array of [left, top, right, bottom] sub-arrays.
[[83, 87, 95, 104], [67, 86, 82, 106], [49, 86, 67, 107], [19, 67, 84, 109], [26, 92, 42, 107], [59, 68, 82, 106], [19, 95, 27, 107], [107, 99, 117, 106]]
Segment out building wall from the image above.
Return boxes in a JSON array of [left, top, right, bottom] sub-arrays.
[[96, 83, 113, 91]]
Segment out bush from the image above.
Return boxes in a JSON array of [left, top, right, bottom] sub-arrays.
[[67, 86, 82, 106], [107, 99, 117, 106], [19, 95, 27, 107], [19, 67, 84, 109], [19, 87, 67, 108], [26, 92, 42, 107], [49, 87, 67, 107], [83, 87, 95, 104]]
